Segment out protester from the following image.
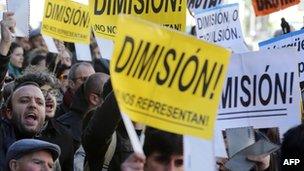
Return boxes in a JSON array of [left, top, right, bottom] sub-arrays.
[[29, 28, 47, 50], [0, 82, 46, 170], [58, 49, 72, 67], [55, 64, 71, 94], [55, 62, 95, 117], [14, 71, 74, 171], [58, 73, 108, 152], [8, 43, 24, 79], [90, 42, 101, 60], [0, 12, 15, 68], [30, 55, 47, 68], [6, 139, 60, 171], [15, 37, 31, 53], [281, 124, 304, 171], [121, 127, 183, 171], [82, 90, 141, 171]]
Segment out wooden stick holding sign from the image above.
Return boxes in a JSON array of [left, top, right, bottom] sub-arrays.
[[121, 112, 144, 154]]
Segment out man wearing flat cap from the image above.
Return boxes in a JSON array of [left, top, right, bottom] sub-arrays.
[[6, 139, 60, 171]]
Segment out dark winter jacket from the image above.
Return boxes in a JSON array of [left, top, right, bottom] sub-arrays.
[[57, 84, 89, 151], [37, 119, 74, 171], [82, 92, 136, 171], [0, 54, 9, 89]]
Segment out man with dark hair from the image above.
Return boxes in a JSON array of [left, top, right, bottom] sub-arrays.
[[281, 124, 304, 171], [55, 62, 95, 117], [121, 127, 183, 171], [58, 73, 109, 153], [83, 73, 109, 109], [14, 71, 74, 171], [0, 82, 46, 170], [83, 90, 143, 171]]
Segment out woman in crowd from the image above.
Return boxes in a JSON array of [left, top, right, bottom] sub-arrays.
[[8, 42, 24, 79]]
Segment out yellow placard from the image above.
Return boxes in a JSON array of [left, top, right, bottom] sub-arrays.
[[90, 0, 186, 40], [110, 15, 231, 139], [42, 0, 90, 44]]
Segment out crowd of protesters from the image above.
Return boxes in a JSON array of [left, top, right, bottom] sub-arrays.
[[0, 12, 304, 171]]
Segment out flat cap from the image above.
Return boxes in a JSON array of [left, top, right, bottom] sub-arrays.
[[6, 139, 61, 166]]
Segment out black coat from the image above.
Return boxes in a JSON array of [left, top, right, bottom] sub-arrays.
[[57, 84, 89, 151], [0, 54, 9, 89], [82, 92, 136, 171], [0, 119, 16, 170], [37, 119, 74, 171]]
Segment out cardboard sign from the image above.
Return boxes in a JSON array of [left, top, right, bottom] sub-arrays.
[[195, 3, 248, 53], [95, 37, 114, 60], [7, 0, 30, 37], [75, 43, 92, 61], [42, 0, 91, 44], [42, 35, 59, 53], [110, 15, 231, 139], [215, 49, 301, 156], [259, 29, 304, 83], [90, 0, 186, 40], [188, 0, 223, 14], [184, 136, 215, 171], [252, 0, 300, 16]]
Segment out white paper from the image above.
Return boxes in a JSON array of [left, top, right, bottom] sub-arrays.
[[75, 43, 92, 61], [95, 37, 114, 60], [195, 3, 248, 53], [215, 49, 301, 157], [7, 0, 30, 37], [184, 136, 216, 171], [42, 35, 58, 53], [259, 29, 304, 83]]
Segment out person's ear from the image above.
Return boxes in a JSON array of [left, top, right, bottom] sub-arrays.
[[89, 93, 100, 106], [6, 107, 12, 119], [9, 159, 18, 171], [68, 80, 75, 89]]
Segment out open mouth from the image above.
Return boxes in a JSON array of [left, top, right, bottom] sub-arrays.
[[45, 102, 54, 112], [24, 113, 38, 125]]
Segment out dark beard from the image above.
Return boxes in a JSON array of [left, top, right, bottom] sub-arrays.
[[11, 114, 39, 139]]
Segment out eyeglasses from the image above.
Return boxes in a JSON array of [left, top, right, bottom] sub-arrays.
[[4, 76, 14, 83], [74, 76, 88, 82], [41, 89, 58, 97], [59, 74, 68, 80]]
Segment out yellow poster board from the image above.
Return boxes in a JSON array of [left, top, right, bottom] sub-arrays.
[[90, 0, 186, 40], [110, 15, 231, 139], [42, 0, 90, 44]]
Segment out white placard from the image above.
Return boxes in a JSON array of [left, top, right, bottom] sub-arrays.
[[259, 29, 304, 83], [188, 0, 223, 14], [184, 136, 215, 171], [195, 3, 248, 53], [215, 49, 301, 157], [75, 43, 92, 61], [7, 0, 30, 37], [42, 35, 58, 53], [95, 37, 114, 60]]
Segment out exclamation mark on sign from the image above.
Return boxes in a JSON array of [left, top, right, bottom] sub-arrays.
[[204, 116, 209, 126], [289, 72, 294, 104], [178, 0, 182, 11], [209, 64, 223, 99]]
